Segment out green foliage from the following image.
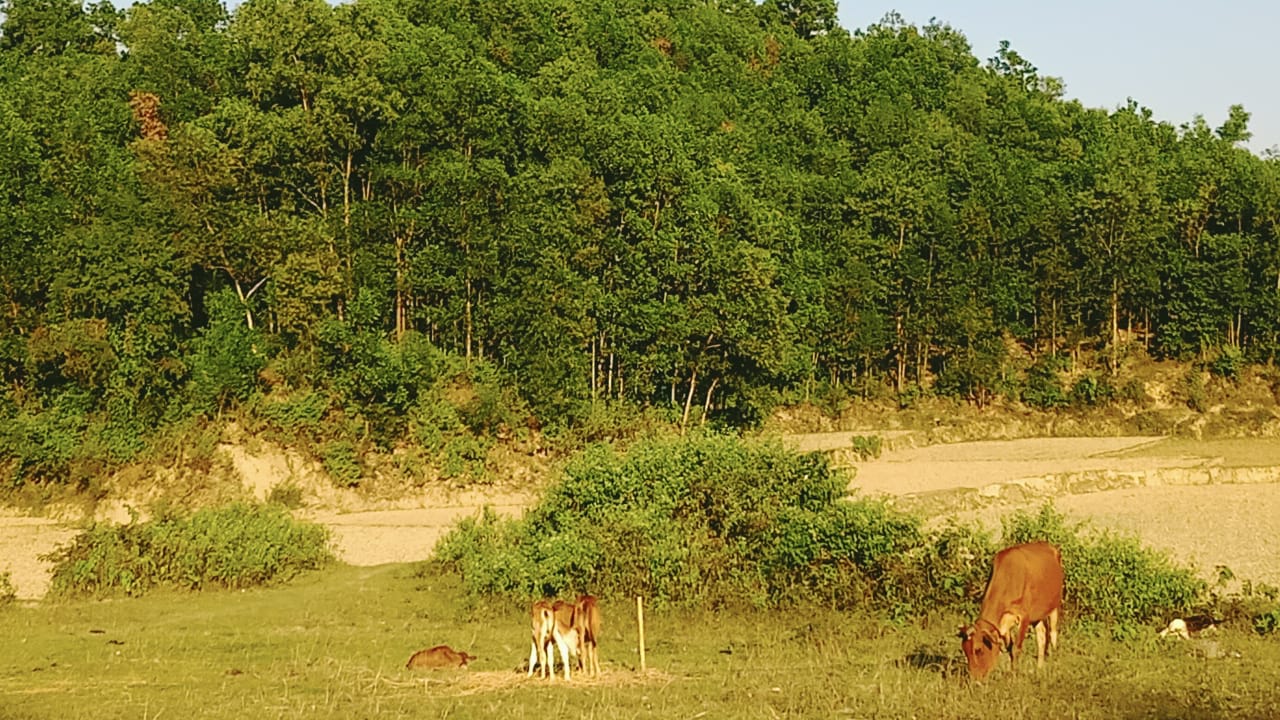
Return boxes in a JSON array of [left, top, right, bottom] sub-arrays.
[[185, 289, 266, 415], [435, 435, 924, 610], [1253, 607, 1280, 635], [440, 434, 490, 482], [1209, 345, 1244, 381], [849, 434, 882, 461], [44, 503, 332, 598], [251, 391, 330, 446], [3, 0, 1280, 472], [1183, 368, 1209, 413], [0, 571, 16, 606], [1023, 355, 1068, 409], [266, 483, 304, 509], [320, 441, 363, 488], [1069, 373, 1115, 407], [1003, 504, 1205, 627]]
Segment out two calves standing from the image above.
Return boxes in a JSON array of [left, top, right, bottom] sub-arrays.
[[528, 595, 601, 680]]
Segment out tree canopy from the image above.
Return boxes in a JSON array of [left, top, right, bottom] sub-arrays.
[[2, 0, 1278, 484]]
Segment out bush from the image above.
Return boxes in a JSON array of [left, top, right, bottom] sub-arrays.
[[849, 435, 882, 461], [434, 444, 1212, 628], [1070, 373, 1114, 407], [434, 435, 925, 610], [44, 503, 332, 598], [1209, 345, 1244, 381], [1183, 368, 1208, 413], [1022, 355, 1068, 409], [0, 571, 16, 606], [1003, 504, 1205, 629], [320, 441, 363, 487]]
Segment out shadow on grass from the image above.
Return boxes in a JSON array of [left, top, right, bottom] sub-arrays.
[[899, 645, 965, 678]]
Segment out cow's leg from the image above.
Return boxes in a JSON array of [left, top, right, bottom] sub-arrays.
[[1010, 618, 1031, 671], [527, 639, 539, 678], [1047, 608, 1060, 653], [555, 635, 573, 681], [1033, 620, 1047, 668]]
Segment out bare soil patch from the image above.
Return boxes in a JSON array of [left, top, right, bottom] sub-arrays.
[[840, 435, 1280, 585]]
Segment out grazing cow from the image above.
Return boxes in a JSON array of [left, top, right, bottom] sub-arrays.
[[405, 645, 475, 670], [959, 541, 1064, 681], [575, 595, 602, 676]]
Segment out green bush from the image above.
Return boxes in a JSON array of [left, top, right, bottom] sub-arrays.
[[1209, 345, 1244, 381], [44, 503, 332, 598], [1183, 368, 1208, 413], [1003, 504, 1205, 629], [1022, 355, 1068, 409], [434, 435, 924, 610], [0, 571, 16, 606], [849, 435, 882, 461], [320, 441, 363, 487], [1070, 373, 1115, 407], [435, 445, 1212, 627], [253, 391, 330, 445]]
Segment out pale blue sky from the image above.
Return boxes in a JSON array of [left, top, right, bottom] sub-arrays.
[[838, 2, 1280, 153]]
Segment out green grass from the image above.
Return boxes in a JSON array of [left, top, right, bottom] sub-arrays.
[[1115, 437, 1280, 467], [4, 564, 1280, 719]]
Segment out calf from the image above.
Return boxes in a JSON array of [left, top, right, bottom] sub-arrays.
[[959, 541, 1064, 681], [549, 599, 582, 680], [527, 600, 557, 679], [405, 645, 475, 670]]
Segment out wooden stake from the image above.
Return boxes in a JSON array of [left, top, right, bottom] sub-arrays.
[[636, 595, 647, 672]]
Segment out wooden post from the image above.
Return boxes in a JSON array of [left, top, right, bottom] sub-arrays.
[[636, 595, 647, 672]]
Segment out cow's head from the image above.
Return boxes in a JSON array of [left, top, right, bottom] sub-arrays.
[[958, 622, 1004, 681]]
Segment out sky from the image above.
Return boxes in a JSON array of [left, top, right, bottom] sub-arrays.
[[837, 1, 1280, 154]]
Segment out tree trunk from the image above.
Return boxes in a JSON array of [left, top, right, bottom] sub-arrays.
[[1110, 278, 1119, 374], [700, 377, 719, 426], [680, 367, 698, 435]]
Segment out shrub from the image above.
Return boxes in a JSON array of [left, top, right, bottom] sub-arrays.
[[434, 435, 924, 610], [1209, 345, 1244, 381], [320, 441, 363, 487], [1183, 368, 1208, 413], [44, 503, 332, 598], [1003, 504, 1205, 628], [1070, 373, 1115, 407], [0, 571, 16, 606], [849, 435, 882, 461], [1022, 355, 1068, 409]]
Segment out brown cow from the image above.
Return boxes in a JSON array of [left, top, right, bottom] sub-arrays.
[[405, 644, 475, 670], [959, 541, 1064, 681], [575, 595, 602, 676]]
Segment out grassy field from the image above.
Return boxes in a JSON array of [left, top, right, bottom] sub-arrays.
[[3, 564, 1280, 719], [1111, 437, 1280, 467]]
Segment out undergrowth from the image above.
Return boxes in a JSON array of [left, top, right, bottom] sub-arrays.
[[44, 503, 333, 598], [434, 435, 1222, 629]]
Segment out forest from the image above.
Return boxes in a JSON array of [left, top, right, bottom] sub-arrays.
[[2, 0, 1279, 486]]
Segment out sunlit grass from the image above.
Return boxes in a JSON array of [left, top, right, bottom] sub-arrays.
[[3, 564, 1280, 719], [1114, 437, 1280, 467]]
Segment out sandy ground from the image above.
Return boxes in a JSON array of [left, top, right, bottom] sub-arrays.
[[3, 434, 1280, 600], [842, 434, 1280, 586]]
